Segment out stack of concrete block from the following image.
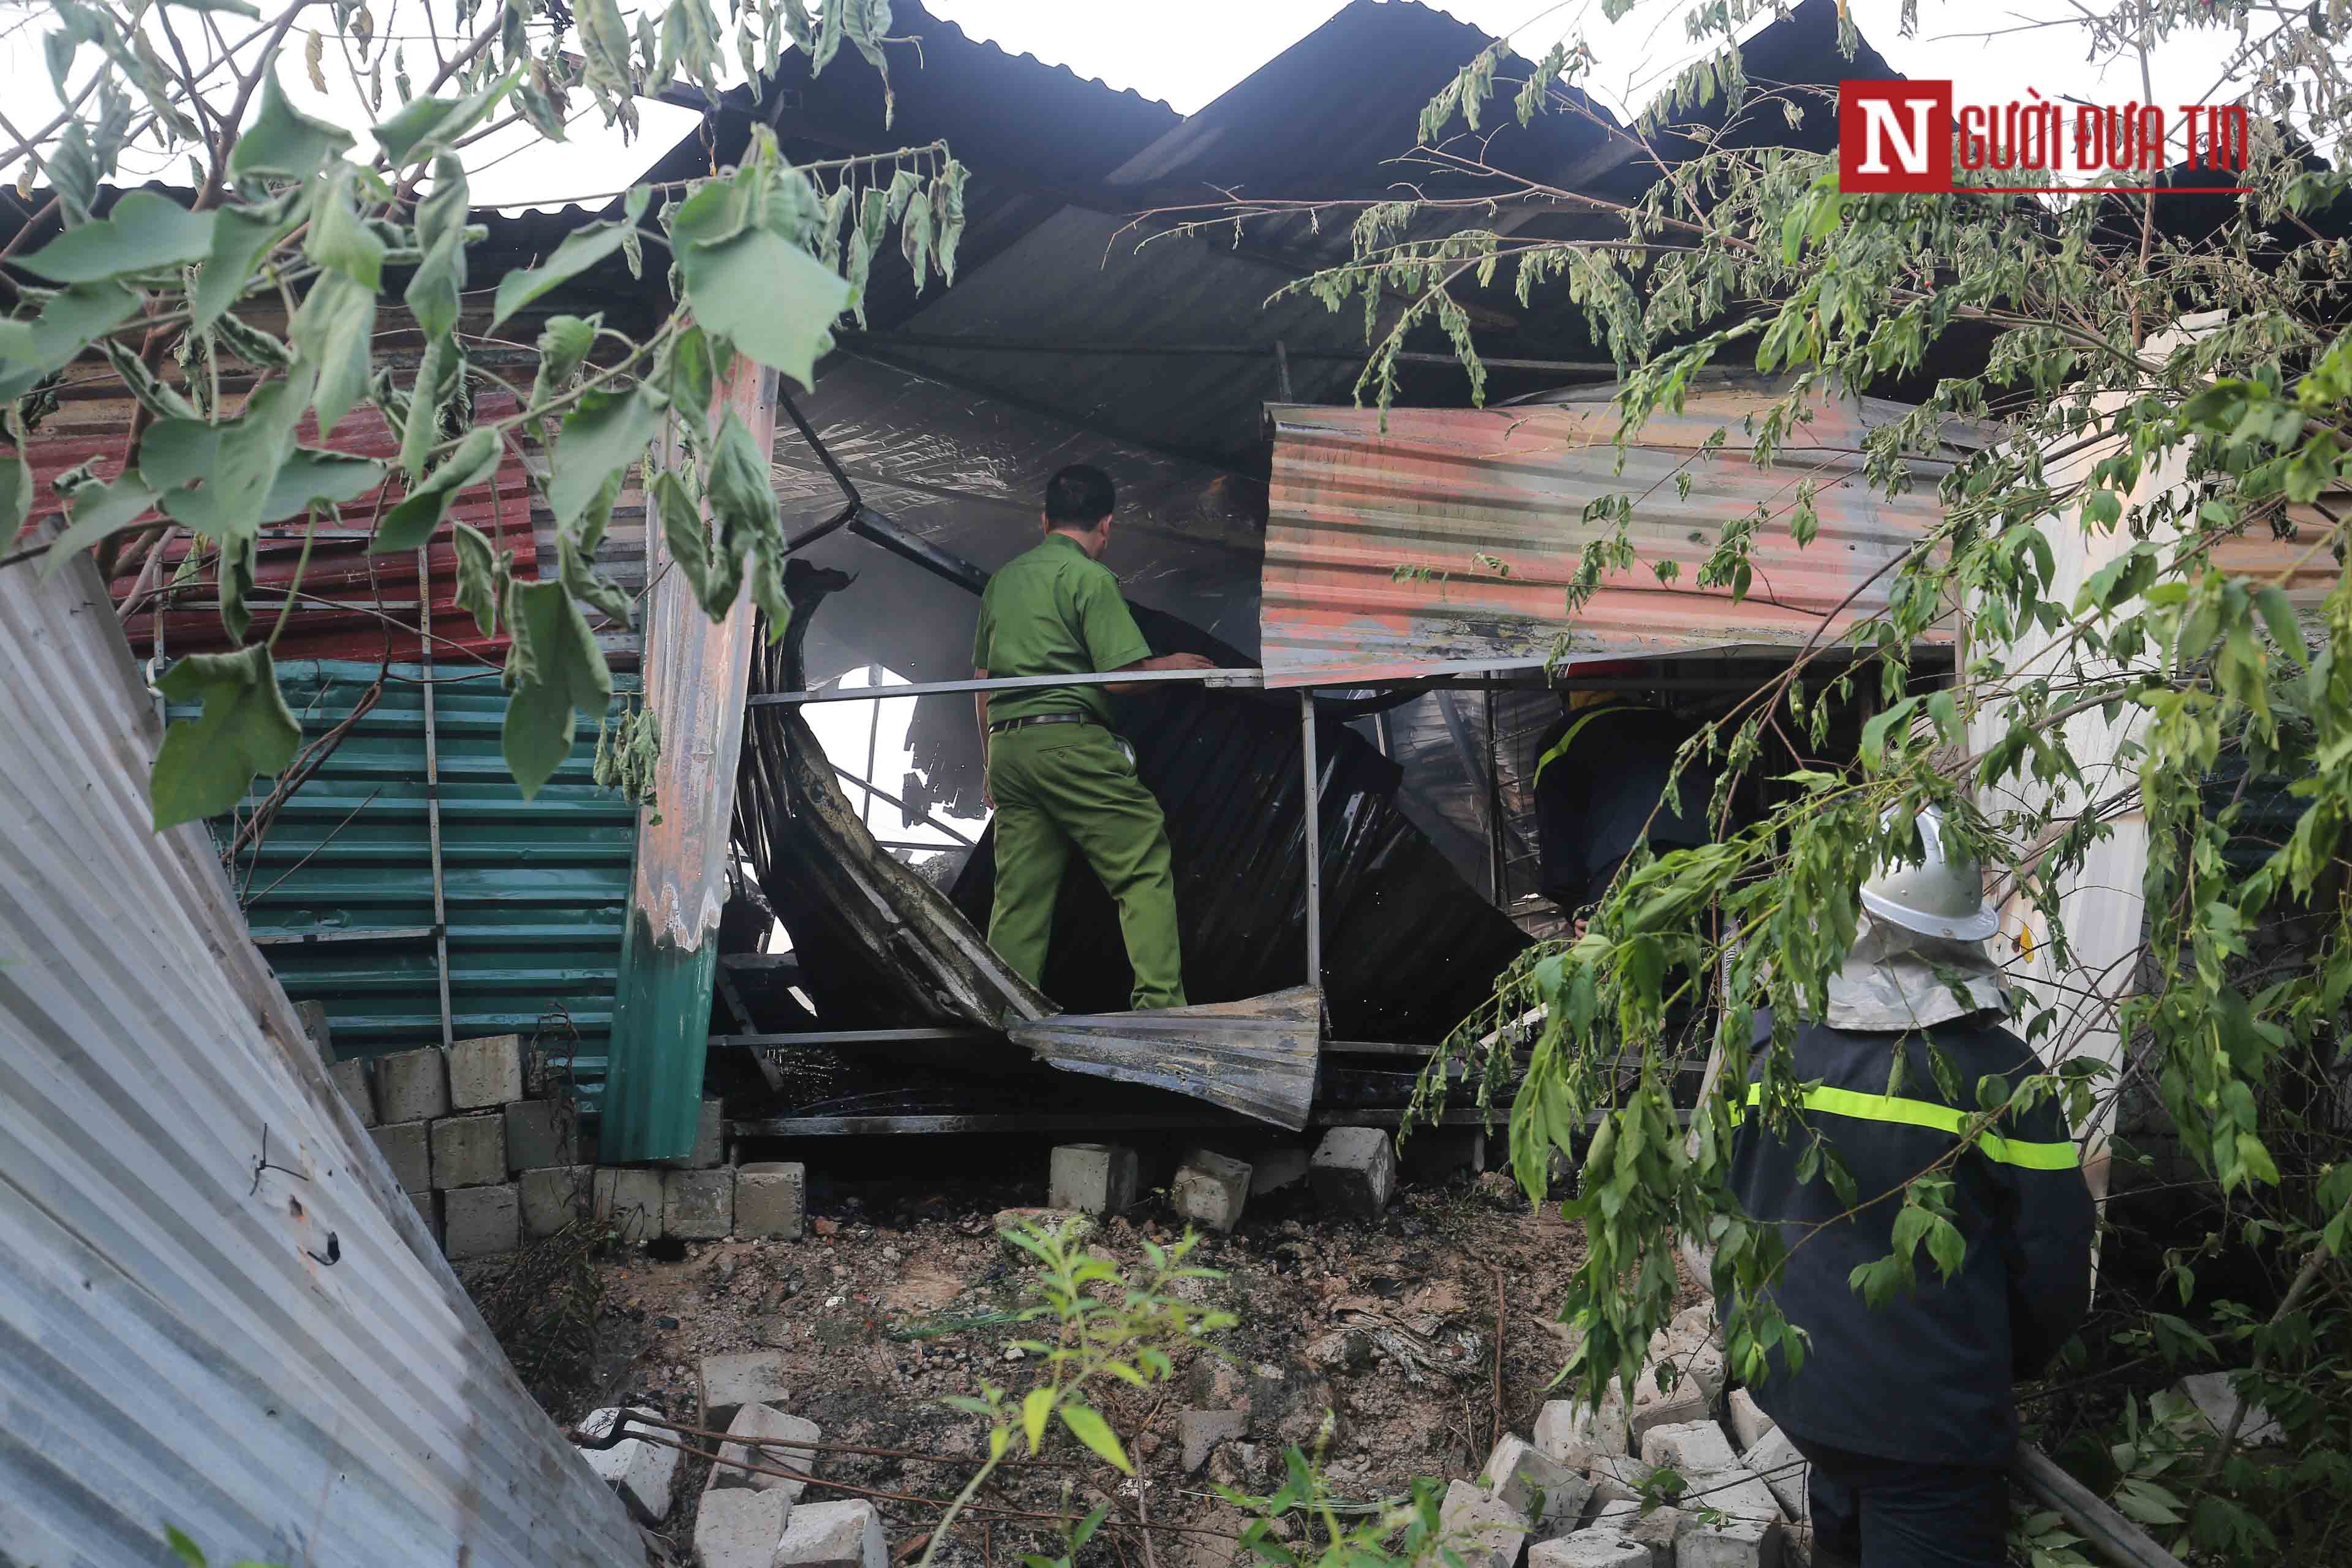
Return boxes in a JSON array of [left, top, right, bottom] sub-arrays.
[[1518, 1292, 1792, 1567]]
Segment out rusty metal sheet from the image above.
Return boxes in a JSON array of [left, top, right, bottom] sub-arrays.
[[1005, 987, 1322, 1131], [21, 390, 539, 667], [1260, 383, 1979, 687]]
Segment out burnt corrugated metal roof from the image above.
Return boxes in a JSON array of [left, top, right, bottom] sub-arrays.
[[1259, 379, 1981, 685]]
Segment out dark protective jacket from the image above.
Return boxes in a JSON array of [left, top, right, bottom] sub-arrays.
[[1531, 702, 1715, 911], [1728, 1009, 2096, 1466]]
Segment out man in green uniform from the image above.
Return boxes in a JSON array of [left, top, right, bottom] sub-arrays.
[[972, 464, 1211, 1009]]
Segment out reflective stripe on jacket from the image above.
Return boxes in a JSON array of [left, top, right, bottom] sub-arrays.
[[1728, 1008, 2095, 1466]]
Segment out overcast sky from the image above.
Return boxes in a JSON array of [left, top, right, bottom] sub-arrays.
[[0, 0, 2283, 213]]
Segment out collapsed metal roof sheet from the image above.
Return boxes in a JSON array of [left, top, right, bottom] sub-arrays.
[[1258, 379, 1983, 686], [0, 560, 639, 1567]]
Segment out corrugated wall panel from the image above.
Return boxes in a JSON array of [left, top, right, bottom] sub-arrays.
[[1261, 384, 1977, 685], [211, 662, 639, 1095], [0, 560, 641, 1567]]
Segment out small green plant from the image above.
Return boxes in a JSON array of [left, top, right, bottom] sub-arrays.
[[922, 1218, 1235, 1568], [1215, 1425, 1458, 1568]]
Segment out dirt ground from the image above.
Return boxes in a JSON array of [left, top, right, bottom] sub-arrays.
[[508, 1150, 1703, 1568]]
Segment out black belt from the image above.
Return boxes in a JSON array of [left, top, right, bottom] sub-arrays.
[[989, 713, 1099, 734]]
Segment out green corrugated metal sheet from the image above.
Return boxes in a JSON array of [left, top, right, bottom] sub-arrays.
[[198, 660, 639, 1099]]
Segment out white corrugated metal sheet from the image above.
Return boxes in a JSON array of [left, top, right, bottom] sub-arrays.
[[0, 559, 641, 1567]]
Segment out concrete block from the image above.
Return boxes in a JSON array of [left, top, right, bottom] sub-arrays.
[[1587, 1456, 1656, 1506], [1727, 1388, 1774, 1453], [330, 1057, 377, 1127], [665, 1167, 734, 1239], [430, 1113, 506, 1189], [1528, 1533, 1649, 1568], [2176, 1371, 2285, 1446], [519, 1166, 592, 1239], [1640, 1420, 1738, 1476], [1247, 1145, 1312, 1196], [294, 999, 333, 1059], [1629, 1379, 1713, 1445], [1170, 1149, 1251, 1233], [1674, 1510, 1782, 1568], [1635, 1340, 1725, 1423], [695, 1486, 792, 1568], [1535, 1381, 1629, 1469], [737, 1162, 807, 1240], [369, 1121, 431, 1194], [408, 1190, 442, 1245], [1180, 1409, 1246, 1473], [1481, 1433, 1590, 1526], [1681, 1468, 1782, 1526], [443, 1183, 519, 1259], [1311, 1126, 1397, 1218], [1048, 1143, 1139, 1215], [709, 1402, 821, 1496], [503, 1099, 578, 1172], [594, 1167, 665, 1241], [375, 1047, 448, 1123], [1741, 1430, 1809, 1521], [774, 1498, 886, 1568], [702, 1351, 792, 1430], [448, 1033, 523, 1109], [578, 1406, 681, 1525], [1438, 1477, 1529, 1568], [662, 1096, 725, 1169], [1624, 1506, 1685, 1567], [1588, 1500, 1640, 1534]]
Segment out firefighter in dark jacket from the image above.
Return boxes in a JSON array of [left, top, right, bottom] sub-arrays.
[[1730, 807, 2095, 1568]]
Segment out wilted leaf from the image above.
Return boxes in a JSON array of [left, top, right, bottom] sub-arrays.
[[148, 377, 312, 541], [530, 313, 601, 409], [375, 426, 499, 552], [405, 155, 469, 340], [491, 223, 629, 327], [502, 578, 614, 797], [451, 519, 511, 637], [0, 281, 145, 401], [288, 270, 377, 436], [151, 644, 303, 829], [372, 69, 520, 165], [40, 473, 159, 576]]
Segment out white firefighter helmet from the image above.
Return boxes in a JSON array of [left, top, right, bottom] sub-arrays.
[[1858, 805, 2002, 942]]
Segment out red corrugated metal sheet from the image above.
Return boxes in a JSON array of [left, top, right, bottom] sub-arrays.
[[1260, 384, 1979, 686], [22, 390, 537, 668]]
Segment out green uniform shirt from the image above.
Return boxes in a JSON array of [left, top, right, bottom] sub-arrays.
[[972, 533, 1153, 725]]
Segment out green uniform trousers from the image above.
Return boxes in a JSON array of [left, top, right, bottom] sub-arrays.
[[986, 721, 1188, 1011]]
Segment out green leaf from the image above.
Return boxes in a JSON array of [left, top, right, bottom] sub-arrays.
[[451, 520, 511, 638], [1058, 1403, 1133, 1474], [491, 223, 629, 328], [41, 473, 159, 576], [164, 1525, 208, 1567], [559, 532, 635, 624], [376, 426, 499, 552], [372, 69, 519, 165], [151, 644, 303, 829], [306, 167, 387, 288], [148, 377, 313, 541], [548, 387, 657, 529], [227, 69, 355, 182], [530, 313, 601, 408], [288, 270, 377, 437], [653, 469, 712, 603], [405, 156, 470, 340], [1071, 1503, 1112, 1550], [191, 197, 296, 331], [677, 225, 850, 392], [16, 190, 217, 284], [0, 281, 144, 400], [216, 533, 257, 643], [0, 446, 29, 536], [502, 578, 613, 798], [399, 333, 466, 480], [1020, 1387, 1054, 1453]]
